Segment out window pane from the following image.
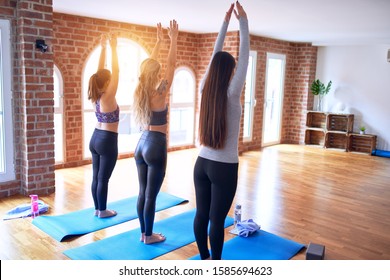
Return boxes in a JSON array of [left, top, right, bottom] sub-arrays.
[[169, 68, 195, 147], [53, 65, 64, 163], [263, 53, 286, 145], [243, 102, 251, 137], [53, 70, 60, 109], [169, 107, 194, 146], [243, 52, 257, 141], [0, 29, 4, 173], [0, 115, 4, 173], [54, 113, 63, 162], [117, 109, 142, 154], [171, 70, 194, 103], [0, 19, 15, 181]]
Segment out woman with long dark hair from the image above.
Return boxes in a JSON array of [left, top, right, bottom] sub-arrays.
[[193, 1, 249, 260]]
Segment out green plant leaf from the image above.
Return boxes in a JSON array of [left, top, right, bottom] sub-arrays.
[[311, 79, 332, 95]]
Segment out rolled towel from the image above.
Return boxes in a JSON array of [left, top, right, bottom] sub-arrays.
[[236, 219, 260, 237]]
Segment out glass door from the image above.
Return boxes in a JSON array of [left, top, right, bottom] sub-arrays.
[[262, 53, 286, 146]]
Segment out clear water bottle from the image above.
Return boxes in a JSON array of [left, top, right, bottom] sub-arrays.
[[234, 204, 241, 226]]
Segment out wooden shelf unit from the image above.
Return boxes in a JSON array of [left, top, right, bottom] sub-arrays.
[[326, 113, 354, 132], [305, 128, 326, 147], [306, 111, 327, 129], [305, 111, 358, 152], [348, 134, 377, 155], [325, 131, 348, 151], [305, 111, 377, 155]]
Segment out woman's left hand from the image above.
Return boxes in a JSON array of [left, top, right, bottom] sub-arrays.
[[109, 34, 117, 48], [156, 23, 164, 42]]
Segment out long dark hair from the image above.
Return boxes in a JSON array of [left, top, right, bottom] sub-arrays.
[[88, 69, 111, 103], [199, 51, 236, 149]]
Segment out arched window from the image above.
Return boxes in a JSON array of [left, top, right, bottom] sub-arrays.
[[169, 67, 196, 147], [53, 65, 64, 163], [82, 38, 148, 158]]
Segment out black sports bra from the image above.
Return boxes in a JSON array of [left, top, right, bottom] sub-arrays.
[[150, 106, 168, 126]]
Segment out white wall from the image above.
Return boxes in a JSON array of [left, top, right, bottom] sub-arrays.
[[315, 45, 390, 151]]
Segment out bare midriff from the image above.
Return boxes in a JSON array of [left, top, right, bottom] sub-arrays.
[[96, 122, 119, 133], [146, 124, 167, 134]]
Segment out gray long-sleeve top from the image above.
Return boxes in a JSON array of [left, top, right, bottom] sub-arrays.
[[198, 17, 250, 164]]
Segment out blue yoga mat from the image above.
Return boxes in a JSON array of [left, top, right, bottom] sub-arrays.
[[63, 209, 234, 260], [32, 192, 188, 242], [372, 149, 390, 158], [190, 230, 305, 260]]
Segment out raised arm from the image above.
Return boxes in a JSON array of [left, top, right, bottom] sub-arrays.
[[98, 34, 108, 70], [229, 1, 250, 96], [104, 34, 119, 98], [213, 3, 234, 55], [150, 23, 164, 60], [163, 20, 178, 92], [200, 4, 234, 93]]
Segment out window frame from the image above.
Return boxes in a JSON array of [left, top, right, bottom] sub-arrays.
[[53, 65, 64, 163], [169, 66, 196, 147], [0, 19, 15, 182], [262, 52, 286, 147]]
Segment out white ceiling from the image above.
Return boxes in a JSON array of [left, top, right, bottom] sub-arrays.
[[53, 0, 390, 46]]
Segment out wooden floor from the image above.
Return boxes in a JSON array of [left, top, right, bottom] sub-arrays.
[[1, 144, 389, 260]]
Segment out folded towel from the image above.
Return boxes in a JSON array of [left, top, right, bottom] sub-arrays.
[[236, 219, 260, 237], [3, 200, 49, 220]]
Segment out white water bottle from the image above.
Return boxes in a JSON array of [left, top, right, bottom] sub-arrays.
[[234, 204, 241, 226]]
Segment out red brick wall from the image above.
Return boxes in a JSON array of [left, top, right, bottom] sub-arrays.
[[0, 0, 55, 197], [0, 3, 317, 197], [287, 44, 317, 144]]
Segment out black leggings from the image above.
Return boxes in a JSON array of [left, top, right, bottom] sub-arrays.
[[89, 128, 118, 211], [193, 156, 238, 260], [134, 131, 167, 236]]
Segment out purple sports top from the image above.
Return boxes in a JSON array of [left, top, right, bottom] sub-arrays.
[[95, 99, 120, 123]]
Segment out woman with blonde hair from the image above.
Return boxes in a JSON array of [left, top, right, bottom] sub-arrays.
[[193, 1, 249, 259], [133, 20, 178, 244], [88, 34, 119, 218]]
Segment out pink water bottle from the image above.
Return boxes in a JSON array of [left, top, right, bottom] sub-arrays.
[[30, 194, 39, 218]]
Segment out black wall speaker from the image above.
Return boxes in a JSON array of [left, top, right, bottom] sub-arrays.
[[388, 49, 390, 62]]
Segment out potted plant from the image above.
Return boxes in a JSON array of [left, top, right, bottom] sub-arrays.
[[310, 79, 332, 111], [359, 126, 366, 135]]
